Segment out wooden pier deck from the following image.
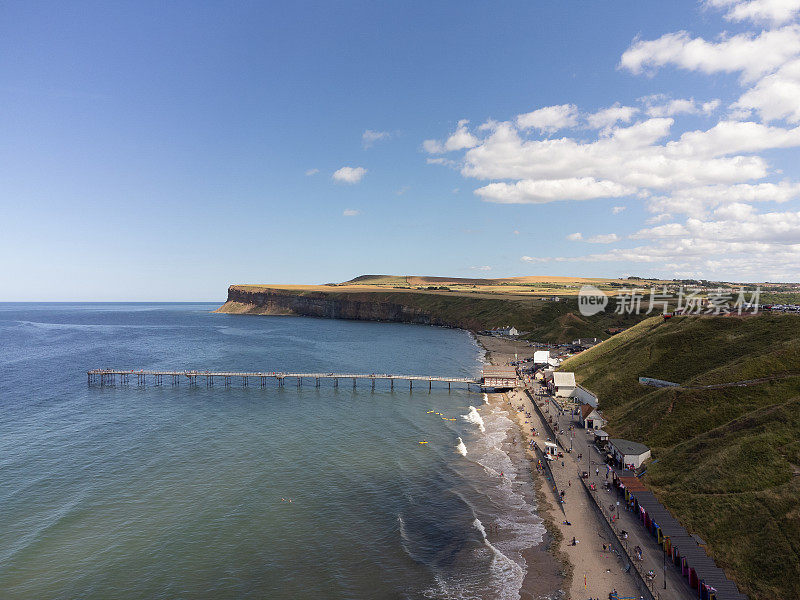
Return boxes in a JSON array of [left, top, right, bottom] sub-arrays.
[[87, 369, 480, 390]]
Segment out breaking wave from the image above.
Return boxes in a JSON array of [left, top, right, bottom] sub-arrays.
[[462, 406, 485, 433]]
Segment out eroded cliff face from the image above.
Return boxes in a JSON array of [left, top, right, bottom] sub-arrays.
[[215, 286, 454, 327]]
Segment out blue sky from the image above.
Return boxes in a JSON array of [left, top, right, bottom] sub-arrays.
[[3, 0, 800, 300]]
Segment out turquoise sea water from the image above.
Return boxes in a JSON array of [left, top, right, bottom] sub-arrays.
[[0, 304, 545, 599]]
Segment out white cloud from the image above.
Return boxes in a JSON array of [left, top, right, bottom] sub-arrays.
[[733, 58, 800, 123], [612, 205, 627, 214], [646, 213, 674, 224], [332, 166, 367, 184], [423, 119, 479, 154], [427, 157, 457, 167], [470, 265, 492, 271], [424, 5, 800, 280], [643, 97, 720, 117], [516, 104, 579, 133], [342, 208, 361, 216], [619, 25, 800, 82], [458, 118, 788, 192], [521, 255, 552, 263], [305, 168, 319, 176], [706, 0, 800, 25], [586, 104, 638, 130], [475, 177, 634, 204], [362, 129, 390, 148], [647, 181, 800, 216], [587, 233, 621, 244], [396, 185, 410, 196], [634, 208, 800, 243]]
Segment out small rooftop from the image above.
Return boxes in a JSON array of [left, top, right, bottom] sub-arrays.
[[553, 371, 576, 387], [609, 438, 650, 456]]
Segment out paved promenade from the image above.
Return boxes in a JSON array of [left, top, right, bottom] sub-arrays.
[[533, 381, 698, 600]]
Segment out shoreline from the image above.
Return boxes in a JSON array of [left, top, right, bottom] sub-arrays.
[[476, 334, 641, 600], [475, 334, 567, 600]]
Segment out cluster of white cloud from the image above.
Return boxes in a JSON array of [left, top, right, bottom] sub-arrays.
[[362, 129, 391, 148], [332, 166, 367, 184], [567, 232, 620, 244], [424, 0, 800, 279]]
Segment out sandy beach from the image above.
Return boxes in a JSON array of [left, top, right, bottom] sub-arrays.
[[477, 335, 641, 600]]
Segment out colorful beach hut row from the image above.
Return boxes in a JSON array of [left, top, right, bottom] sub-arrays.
[[614, 476, 747, 600]]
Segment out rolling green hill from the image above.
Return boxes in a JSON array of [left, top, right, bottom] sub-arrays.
[[562, 314, 800, 600]]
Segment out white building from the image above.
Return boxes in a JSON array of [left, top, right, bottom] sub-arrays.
[[608, 438, 651, 469], [552, 371, 576, 397], [579, 404, 606, 430], [533, 350, 550, 365]]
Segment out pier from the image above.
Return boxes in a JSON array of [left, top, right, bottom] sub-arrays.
[[87, 369, 480, 390]]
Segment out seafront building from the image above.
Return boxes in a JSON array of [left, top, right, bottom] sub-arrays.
[[481, 366, 517, 389], [608, 438, 651, 470], [551, 371, 576, 397]]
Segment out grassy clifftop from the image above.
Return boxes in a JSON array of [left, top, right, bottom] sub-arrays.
[[562, 314, 800, 600]]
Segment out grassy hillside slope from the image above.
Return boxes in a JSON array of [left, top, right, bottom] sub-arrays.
[[562, 315, 800, 600]]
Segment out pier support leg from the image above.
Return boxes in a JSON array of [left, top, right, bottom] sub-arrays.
[[353, 378, 356, 389], [410, 380, 413, 391], [371, 379, 375, 390], [297, 377, 301, 387], [448, 382, 451, 391], [334, 378, 338, 388], [391, 379, 394, 390], [429, 380, 432, 391], [316, 378, 319, 388]]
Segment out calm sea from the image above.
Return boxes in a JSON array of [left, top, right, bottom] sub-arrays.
[[0, 303, 544, 599]]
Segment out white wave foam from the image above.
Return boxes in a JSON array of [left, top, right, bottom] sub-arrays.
[[462, 406, 485, 433], [456, 437, 468, 457], [473, 518, 526, 600], [473, 517, 486, 537], [482, 393, 489, 405], [466, 403, 548, 598]]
